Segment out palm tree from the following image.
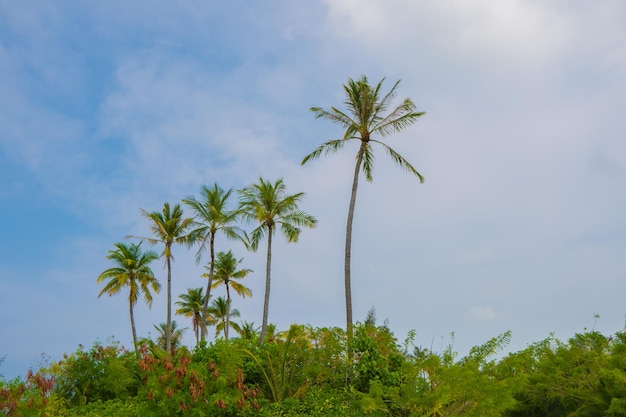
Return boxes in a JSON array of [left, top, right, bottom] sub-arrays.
[[208, 251, 252, 340], [236, 321, 259, 340], [97, 242, 160, 353], [153, 321, 186, 353], [301, 76, 425, 355], [182, 183, 241, 342], [208, 296, 241, 339], [175, 287, 207, 347], [238, 177, 317, 344], [130, 202, 195, 354]]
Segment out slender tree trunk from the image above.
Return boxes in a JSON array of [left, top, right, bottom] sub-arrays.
[[194, 315, 199, 347], [166, 247, 172, 354], [201, 233, 216, 341], [225, 283, 231, 341], [259, 225, 273, 345], [345, 142, 366, 363], [130, 300, 138, 355]]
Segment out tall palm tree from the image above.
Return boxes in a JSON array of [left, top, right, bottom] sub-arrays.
[[301, 76, 425, 355], [182, 183, 241, 342], [208, 250, 252, 340], [208, 296, 241, 339], [238, 177, 317, 344], [97, 242, 160, 353], [130, 202, 195, 354], [175, 287, 207, 347]]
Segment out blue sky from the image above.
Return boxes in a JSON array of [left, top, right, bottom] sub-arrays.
[[1, 0, 625, 379]]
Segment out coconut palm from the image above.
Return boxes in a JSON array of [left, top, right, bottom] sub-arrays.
[[182, 183, 241, 342], [153, 321, 186, 353], [238, 178, 317, 344], [130, 202, 195, 354], [175, 287, 208, 347], [207, 251, 252, 340], [236, 321, 259, 340], [208, 296, 241, 339], [97, 242, 160, 353], [301, 76, 425, 355]]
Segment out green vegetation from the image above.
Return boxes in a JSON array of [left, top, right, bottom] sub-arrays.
[[4, 77, 623, 416], [4, 321, 626, 416]]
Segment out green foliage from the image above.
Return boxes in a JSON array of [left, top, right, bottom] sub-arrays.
[[9, 325, 626, 416], [503, 331, 626, 417], [353, 321, 404, 392], [136, 343, 260, 416], [49, 339, 139, 407], [241, 324, 309, 402], [0, 367, 61, 416]]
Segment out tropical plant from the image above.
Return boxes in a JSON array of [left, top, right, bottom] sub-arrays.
[[208, 296, 241, 339], [175, 287, 210, 347], [130, 202, 195, 354], [153, 321, 186, 352], [182, 183, 241, 342], [301, 76, 425, 356], [96, 242, 160, 352], [50, 340, 138, 407], [238, 177, 316, 344], [208, 250, 252, 340], [240, 324, 314, 403], [236, 321, 260, 340]]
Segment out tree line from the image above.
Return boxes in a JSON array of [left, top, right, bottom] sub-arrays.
[[97, 178, 316, 355], [97, 75, 425, 359]]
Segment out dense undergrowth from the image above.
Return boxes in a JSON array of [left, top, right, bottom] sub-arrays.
[[2, 320, 626, 416]]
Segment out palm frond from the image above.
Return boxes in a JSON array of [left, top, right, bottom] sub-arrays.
[[373, 140, 425, 182], [361, 143, 375, 182], [301, 139, 348, 165], [373, 102, 424, 137]]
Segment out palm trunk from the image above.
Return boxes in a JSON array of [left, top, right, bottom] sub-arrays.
[[166, 248, 172, 354], [201, 233, 216, 341], [345, 142, 366, 363], [259, 224, 273, 344], [225, 283, 231, 341], [130, 300, 138, 355], [194, 315, 199, 347]]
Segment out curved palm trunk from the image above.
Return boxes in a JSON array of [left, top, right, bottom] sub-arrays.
[[259, 225, 273, 345], [166, 249, 172, 354], [201, 233, 216, 342], [345, 142, 366, 363], [225, 282, 231, 341]]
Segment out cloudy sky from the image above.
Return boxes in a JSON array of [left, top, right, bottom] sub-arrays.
[[1, 0, 625, 379]]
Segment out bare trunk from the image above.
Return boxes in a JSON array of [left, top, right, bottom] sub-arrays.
[[166, 248, 172, 354], [130, 299, 138, 356], [259, 225, 273, 344], [345, 143, 365, 363], [225, 283, 231, 341], [201, 233, 216, 342]]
